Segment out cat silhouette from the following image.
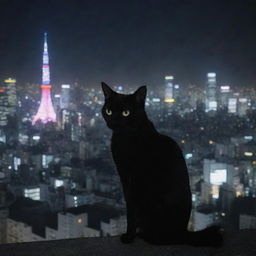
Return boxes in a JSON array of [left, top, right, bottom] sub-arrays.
[[101, 82, 223, 246]]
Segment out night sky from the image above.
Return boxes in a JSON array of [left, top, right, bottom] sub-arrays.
[[0, 0, 256, 88]]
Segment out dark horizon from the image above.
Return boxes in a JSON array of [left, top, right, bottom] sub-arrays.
[[0, 0, 256, 88]]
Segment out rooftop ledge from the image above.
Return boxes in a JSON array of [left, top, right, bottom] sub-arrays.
[[0, 230, 256, 256]]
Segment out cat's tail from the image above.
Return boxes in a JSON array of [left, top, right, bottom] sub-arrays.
[[186, 226, 223, 247], [138, 226, 223, 247]]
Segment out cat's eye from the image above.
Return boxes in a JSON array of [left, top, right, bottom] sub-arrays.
[[122, 110, 130, 117], [106, 109, 112, 115]]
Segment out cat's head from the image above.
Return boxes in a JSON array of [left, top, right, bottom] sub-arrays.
[[101, 82, 147, 132]]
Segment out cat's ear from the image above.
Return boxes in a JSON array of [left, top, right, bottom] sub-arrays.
[[101, 82, 115, 99], [134, 86, 147, 104]]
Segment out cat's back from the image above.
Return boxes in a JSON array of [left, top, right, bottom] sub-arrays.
[[149, 133, 184, 159]]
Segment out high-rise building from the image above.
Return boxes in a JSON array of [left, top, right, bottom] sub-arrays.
[[0, 78, 17, 126], [203, 159, 234, 200], [219, 85, 231, 108], [173, 84, 180, 99], [238, 98, 249, 116], [228, 97, 237, 113], [32, 33, 56, 125], [0, 86, 8, 126], [4, 78, 17, 114], [60, 84, 71, 109], [205, 72, 217, 112], [164, 76, 175, 103]]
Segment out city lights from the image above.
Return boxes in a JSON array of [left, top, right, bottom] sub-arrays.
[[164, 98, 175, 103], [165, 76, 174, 80], [185, 153, 193, 159], [0, 29, 255, 248], [62, 84, 70, 89], [24, 188, 40, 201], [4, 78, 16, 83], [207, 72, 216, 78], [244, 152, 253, 157], [210, 169, 227, 185], [220, 85, 230, 92]]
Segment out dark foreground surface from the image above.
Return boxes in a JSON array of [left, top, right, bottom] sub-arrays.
[[0, 230, 256, 256]]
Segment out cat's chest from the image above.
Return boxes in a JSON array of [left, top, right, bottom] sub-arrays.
[[111, 134, 151, 160]]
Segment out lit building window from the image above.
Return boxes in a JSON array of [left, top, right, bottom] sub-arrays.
[[185, 153, 193, 159], [55, 179, 64, 188], [211, 185, 219, 199], [244, 152, 253, 157], [24, 188, 40, 201], [210, 169, 227, 185]]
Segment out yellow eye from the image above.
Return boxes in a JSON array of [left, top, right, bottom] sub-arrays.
[[122, 110, 130, 117], [106, 109, 112, 115]]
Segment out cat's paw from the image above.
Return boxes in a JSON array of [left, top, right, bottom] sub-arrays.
[[120, 233, 135, 244]]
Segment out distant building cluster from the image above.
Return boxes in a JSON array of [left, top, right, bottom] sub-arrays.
[[6, 198, 126, 243], [0, 34, 256, 244], [163, 73, 253, 117]]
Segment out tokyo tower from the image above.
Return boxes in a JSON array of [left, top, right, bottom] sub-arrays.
[[32, 32, 56, 125]]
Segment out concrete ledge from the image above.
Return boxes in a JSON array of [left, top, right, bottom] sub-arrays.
[[0, 230, 256, 256]]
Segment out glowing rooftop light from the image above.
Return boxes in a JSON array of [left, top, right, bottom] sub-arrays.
[[61, 84, 70, 89], [244, 136, 253, 140], [164, 98, 175, 103], [244, 152, 253, 157], [165, 76, 174, 80], [4, 78, 16, 83], [32, 135, 40, 140], [152, 98, 161, 102], [239, 98, 247, 103], [207, 72, 216, 78], [221, 85, 230, 90]]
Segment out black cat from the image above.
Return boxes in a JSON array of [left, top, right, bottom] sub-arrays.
[[101, 82, 223, 247]]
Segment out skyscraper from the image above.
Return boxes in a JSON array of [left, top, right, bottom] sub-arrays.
[[4, 78, 17, 115], [205, 72, 217, 112], [0, 85, 8, 126], [164, 76, 175, 103], [0, 78, 17, 126], [60, 84, 71, 109], [219, 85, 231, 108], [32, 33, 56, 125]]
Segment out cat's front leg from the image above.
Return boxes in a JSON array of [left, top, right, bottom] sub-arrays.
[[121, 198, 137, 244], [120, 175, 137, 244]]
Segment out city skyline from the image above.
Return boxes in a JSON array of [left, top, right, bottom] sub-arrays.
[[0, 0, 256, 87], [1, 54, 256, 243]]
